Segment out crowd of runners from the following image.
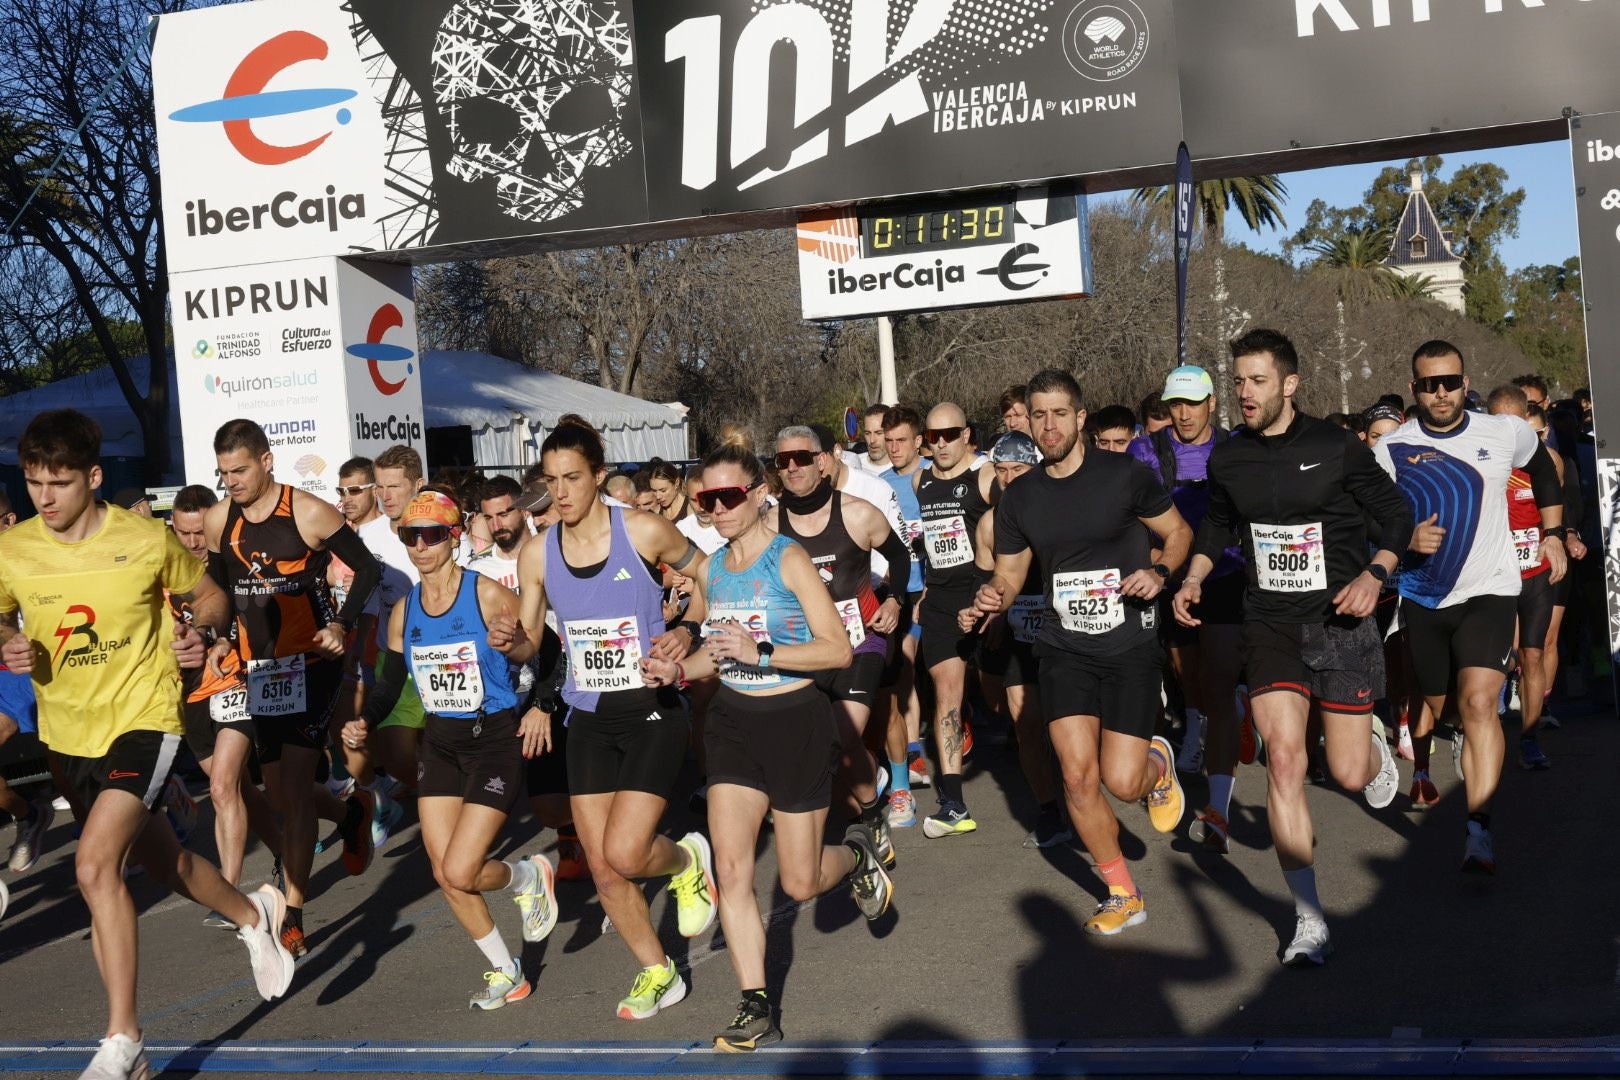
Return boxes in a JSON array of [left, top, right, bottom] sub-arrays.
[[0, 328, 1602, 1079]]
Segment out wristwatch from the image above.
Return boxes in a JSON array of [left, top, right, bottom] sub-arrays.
[[1542, 525, 1568, 542], [1365, 563, 1390, 584], [756, 640, 775, 669], [1151, 563, 1171, 579]]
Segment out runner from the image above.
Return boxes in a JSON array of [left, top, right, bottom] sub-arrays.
[[342, 489, 550, 1010], [0, 497, 53, 877], [205, 419, 382, 958], [363, 446, 429, 798], [1528, 401, 1588, 732], [514, 418, 717, 1022], [1173, 329, 1407, 965], [1088, 406, 1138, 453], [0, 409, 294, 1080], [767, 426, 913, 866], [971, 370, 1191, 936], [1372, 341, 1566, 876], [858, 404, 893, 475], [640, 442, 892, 1053], [648, 460, 693, 523], [1128, 366, 1245, 854], [879, 406, 929, 810], [914, 402, 997, 837], [1000, 385, 1031, 435]]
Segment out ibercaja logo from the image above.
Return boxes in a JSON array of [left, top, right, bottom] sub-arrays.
[[346, 304, 416, 397]]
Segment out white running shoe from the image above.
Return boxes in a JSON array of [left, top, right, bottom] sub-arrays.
[[514, 854, 558, 943], [1462, 823, 1496, 875], [9, 797, 55, 873], [1282, 915, 1333, 966], [238, 884, 296, 1001], [1363, 728, 1398, 809], [325, 775, 356, 800], [51, 794, 71, 812], [79, 1033, 149, 1080]]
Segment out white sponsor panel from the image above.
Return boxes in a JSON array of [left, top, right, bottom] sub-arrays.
[[797, 186, 1089, 319], [152, 0, 390, 274], [335, 260, 427, 461]]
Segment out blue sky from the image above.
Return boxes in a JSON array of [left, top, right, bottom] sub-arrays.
[[1233, 141, 1579, 272]]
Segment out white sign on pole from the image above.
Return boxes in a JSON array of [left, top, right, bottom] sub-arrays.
[[796, 186, 1090, 320]]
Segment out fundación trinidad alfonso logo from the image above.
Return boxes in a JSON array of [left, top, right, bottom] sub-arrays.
[[167, 30, 356, 165], [346, 304, 416, 396]]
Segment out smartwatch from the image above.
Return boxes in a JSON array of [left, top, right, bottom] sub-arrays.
[[1151, 563, 1171, 579], [756, 640, 775, 669], [1543, 525, 1568, 542], [1365, 563, 1390, 585]]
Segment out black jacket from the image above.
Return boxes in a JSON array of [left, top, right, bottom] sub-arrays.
[[1196, 411, 1413, 623]]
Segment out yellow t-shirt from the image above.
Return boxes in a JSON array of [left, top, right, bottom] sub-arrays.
[[0, 505, 205, 758]]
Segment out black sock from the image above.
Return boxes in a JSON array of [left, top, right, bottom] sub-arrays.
[[938, 774, 964, 805], [1468, 811, 1492, 831], [741, 987, 768, 1014], [341, 796, 365, 835], [286, 905, 303, 931], [559, 823, 578, 841], [1039, 799, 1059, 815]]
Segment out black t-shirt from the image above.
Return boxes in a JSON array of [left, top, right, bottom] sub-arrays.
[[917, 467, 991, 594], [995, 450, 1173, 657]]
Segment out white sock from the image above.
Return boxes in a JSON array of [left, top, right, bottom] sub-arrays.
[[1208, 772, 1235, 818], [1284, 866, 1324, 923], [473, 927, 516, 975], [506, 857, 537, 895], [1181, 709, 1205, 750]]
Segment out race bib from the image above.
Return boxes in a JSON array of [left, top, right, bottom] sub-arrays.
[[412, 641, 487, 714], [1053, 570, 1123, 635], [705, 609, 783, 688], [904, 519, 923, 545], [923, 515, 973, 569], [835, 599, 867, 647], [1008, 595, 1044, 644], [1252, 522, 1327, 593], [246, 655, 306, 717], [564, 617, 644, 694], [209, 684, 250, 726], [1512, 527, 1542, 571]]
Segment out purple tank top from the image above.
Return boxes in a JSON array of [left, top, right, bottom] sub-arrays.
[[545, 507, 666, 713]]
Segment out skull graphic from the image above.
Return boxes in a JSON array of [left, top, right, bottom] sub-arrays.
[[433, 0, 635, 225]]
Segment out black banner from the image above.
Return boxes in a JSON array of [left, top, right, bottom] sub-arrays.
[[1574, 112, 1620, 453]]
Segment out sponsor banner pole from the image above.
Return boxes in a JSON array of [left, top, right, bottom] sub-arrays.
[[1174, 142, 1193, 366]]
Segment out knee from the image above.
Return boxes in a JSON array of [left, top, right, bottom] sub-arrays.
[[1061, 763, 1101, 805], [1329, 756, 1366, 791], [75, 853, 121, 897], [209, 773, 242, 810], [1265, 742, 1308, 786], [714, 850, 756, 899], [1460, 690, 1498, 719], [602, 837, 647, 880], [1100, 762, 1145, 800], [437, 859, 479, 895], [781, 875, 819, 903]]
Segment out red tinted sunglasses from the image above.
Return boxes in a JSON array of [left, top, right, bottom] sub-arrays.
[[399, 525, 454, 548], [695, 480, 762, 513]]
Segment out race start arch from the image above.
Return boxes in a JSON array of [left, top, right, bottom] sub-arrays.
[[152, 0, 1620, 645]]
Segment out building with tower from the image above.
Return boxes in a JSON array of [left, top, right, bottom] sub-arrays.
[[1386, 170, 1466, 314]]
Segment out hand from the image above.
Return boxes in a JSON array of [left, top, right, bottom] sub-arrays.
[[487, 611, 527, 655], [972, 581, 1007, 618], [342, 718, 369, 750], [205, 639, 232, 681], [639, 655, 681, 688], [1172, 579, 1203, 628], [869, 597, 900, 635], [649, 625, 692, 663], [1410, 513, 1445, 555], [957, 604, 981, 634], [517, 707, 552, 759], [1332, 570, 1382, 619], [312, 622, 346, 658], [702, 619, 759, 665], [1567, 533, 1588, 560], [172, 620, 207, 670], [1541, 535, 1568, 585], [1119, 568, 1165, 601], [1, 632, 35, 674]]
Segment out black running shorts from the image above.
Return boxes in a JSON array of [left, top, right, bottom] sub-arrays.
[[704, 683, 839, 814], [1244, 617, 1384, 714], [1401, 594, 1517, 698], [811, 650, 885, 704], [1517, 572, 1555, 651], [418, 711, 523, 812], [522, 710, 571, 798], [253, 658, 342, 764], [1036, 640, 1162, 740], [181, 687, 255, 762], [57, 729, 182, 815], [919, 588, 979, 670], [566, 690, 689, 798]]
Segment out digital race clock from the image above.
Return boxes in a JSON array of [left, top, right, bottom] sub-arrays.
[[859, 194, 1016, 258]]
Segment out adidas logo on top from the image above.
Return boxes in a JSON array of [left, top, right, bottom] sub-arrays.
[[613, 568, 633, 582]]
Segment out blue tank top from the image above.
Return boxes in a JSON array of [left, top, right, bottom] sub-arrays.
[[405, 571, 517, 719], [545, 507, 666, 712], [880, 467, 925, 592], [706, 532, 813, 692]]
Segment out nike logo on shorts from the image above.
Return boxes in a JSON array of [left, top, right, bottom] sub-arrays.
[[108, 770, 141, 780], [1299, 463, 1321, 472]]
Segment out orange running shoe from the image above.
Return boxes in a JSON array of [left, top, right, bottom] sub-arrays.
[[280, 923, 308, 960], [556, 833, 589, 881]]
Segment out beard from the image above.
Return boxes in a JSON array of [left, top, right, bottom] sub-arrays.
[[1243, 395, 1284, 432], [1418, 398, 1460, 427], [1042, 428, 1079, 464], [492, 528, 519, 551]]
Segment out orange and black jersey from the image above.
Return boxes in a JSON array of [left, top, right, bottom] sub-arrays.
[[221, 485, 336, 661], [166, 591, 245, 702]]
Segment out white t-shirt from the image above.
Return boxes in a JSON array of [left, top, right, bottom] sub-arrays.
[[837, 466, 907, 584], [465, 546, 521, 591], [856, 455, 893, 476], [1373, 412, 1540, 608], [676, 514, 726, 555], [356, 515, 419, 613]]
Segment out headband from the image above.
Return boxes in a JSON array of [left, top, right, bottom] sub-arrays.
[[403, 490, 463, 531]]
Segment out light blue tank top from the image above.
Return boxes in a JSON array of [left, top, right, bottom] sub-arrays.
[[406, 572, 517, 719], [705, 532, 812, 692]]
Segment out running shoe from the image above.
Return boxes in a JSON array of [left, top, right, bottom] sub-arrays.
[[1084, 891, 1146, 936], [1282, 915, 1333, 966], [8, 797, 54, 873], [907, 753, 932, 788], [468, 967, 531, 1011], [1188, 806, 1230, 855], [1175, 736, 1204, 775], [239, 884, 296, 1000], [1396, 717, 1415, 762], [1539, 708, 1561, 730], [1363, 727, 1399, 809], [340, 789, 376, 876], [1519, 736, 1551, 770], [1451, 730, 1465, 782], [844, 823, 894, 921], [1408, 773, 1439, 810], [886, 789, 917, 828], [514, 854, 558, 943], [1146, 736, 1184, 833], [556, 832, 589, 881], [921, 799, 976, 838], [280, 923, 308, 961], [1238, 715, 1259, 765], [1023, 804, 1073, 849], [370, 789, 403, 849], [202, 910, 234, 930], [616, 958, 686, 1020], [1462, 823, 1495, 875], [51, 794, 71, 812], [163, 776, 197, 844], [325, 774, 356, 800], [714, 995, 781, 1053], [874, 764, 890, 799], [79, 1033, 150, 1080], [669, 832, 718, 938], [869, 809, 896, 870], [961, 715, 975, 759]]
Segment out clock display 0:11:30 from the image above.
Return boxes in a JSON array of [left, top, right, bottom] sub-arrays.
[[858, 202, 1013, 258]]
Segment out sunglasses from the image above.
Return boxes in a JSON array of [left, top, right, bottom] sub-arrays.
[[773, 449, 821, 469], [694, 480, 762, 513], [1413, 373, 1464, 395], [399, 524, 454, 548], [925, 426, 966, 444], [336, 484, 376, 497]]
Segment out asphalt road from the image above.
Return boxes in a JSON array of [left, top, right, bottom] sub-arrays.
[[2, 697, 1617, 1078]]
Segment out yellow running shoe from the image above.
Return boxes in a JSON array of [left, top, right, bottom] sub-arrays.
[[669, 832, 718, 938], [1085, 891, 1146, 936], [617, 957, 688, 1020], [1146, 735, 1184, 833]]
